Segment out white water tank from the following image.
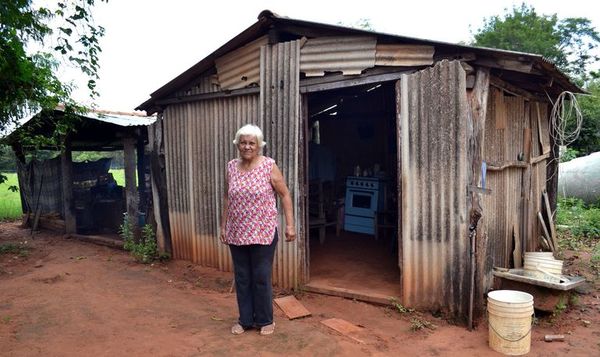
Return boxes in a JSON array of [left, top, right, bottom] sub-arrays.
[[558, 152, 600, 204]]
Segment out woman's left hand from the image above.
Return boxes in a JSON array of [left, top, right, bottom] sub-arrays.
[[285, 225, 296, 242]]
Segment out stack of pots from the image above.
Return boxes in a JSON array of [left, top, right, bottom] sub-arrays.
[[523, 252, 563, 283]]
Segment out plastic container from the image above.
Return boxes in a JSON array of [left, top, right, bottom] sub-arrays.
[[487, 290, 534, 355], [523, 253, 563, 283]]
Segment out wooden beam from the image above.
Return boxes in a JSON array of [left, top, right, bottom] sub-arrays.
[[474, 57, 536, 74], [490, 76, 544, 102], [467, 67, 490, 330], [60, 138, 76, 234], [148, 118, 172, 254], [487, 161, 528, 171], [531, 153, 550, 164], [522, 102, 533, 251], [136, 136, 146, 218], [123, 137, 138, 228], [156, 86, 260, 106], [300, 69, 415, 93]]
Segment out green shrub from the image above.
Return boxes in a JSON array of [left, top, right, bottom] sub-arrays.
[[557, 197, 600, 238], [119, 214, 158, 264], [560, 147, 579, 162]]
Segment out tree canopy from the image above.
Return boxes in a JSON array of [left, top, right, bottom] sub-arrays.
[[472, 3, 600, 81], [0, 0, 106, 185], [0, 0, 105, 135]]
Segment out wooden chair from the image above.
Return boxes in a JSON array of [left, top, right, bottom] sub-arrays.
[[308, 180, 340, 244]]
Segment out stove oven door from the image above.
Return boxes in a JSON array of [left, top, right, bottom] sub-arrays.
[[344, 188, 379, 235]]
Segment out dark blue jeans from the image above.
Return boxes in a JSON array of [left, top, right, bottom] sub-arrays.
[[229, 231, 278, 328]]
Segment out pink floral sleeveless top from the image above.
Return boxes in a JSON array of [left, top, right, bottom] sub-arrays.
[[225, 156, 278, 245]]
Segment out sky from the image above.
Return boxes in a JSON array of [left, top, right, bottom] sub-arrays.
[[65, 0, 600, 113]]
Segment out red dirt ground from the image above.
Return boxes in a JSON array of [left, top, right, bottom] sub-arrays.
[[1, 220, 599, 356]]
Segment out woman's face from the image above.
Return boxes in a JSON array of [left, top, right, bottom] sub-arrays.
[[237, 135, 259, 160]]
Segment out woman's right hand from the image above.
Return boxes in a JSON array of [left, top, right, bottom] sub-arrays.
[[219, 226, 227, 244]]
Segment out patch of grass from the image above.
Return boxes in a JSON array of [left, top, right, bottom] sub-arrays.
[[390, 297, 413, 314], [553, 295, 568, 317], [0, 242, 30, 257], [410, 317, 437, 331], [557, 197, 600, 274], [0, 172, 21, 220], [108, 168, 133, 187], [557, 197, 600, 240]]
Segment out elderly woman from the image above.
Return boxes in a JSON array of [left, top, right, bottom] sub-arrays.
[[220, 124, 296, 336]]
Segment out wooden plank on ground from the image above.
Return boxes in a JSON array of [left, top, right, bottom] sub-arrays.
[[537, 212, 554, 252], [542, 190, 559, 257], [513, 219, 522, 268], [321, 318, 364, 344], [274, 295, 311, 320]]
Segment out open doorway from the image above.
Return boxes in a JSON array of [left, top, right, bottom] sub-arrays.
[[305, 81, 401, 301]]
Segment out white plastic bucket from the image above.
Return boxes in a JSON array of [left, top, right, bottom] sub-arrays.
[[487, 290, 534, 355], [523, 252, 554, 258], [523, 253, 563, 282]]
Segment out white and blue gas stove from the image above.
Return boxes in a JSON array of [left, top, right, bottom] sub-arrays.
[[343, 176, 385, 235]]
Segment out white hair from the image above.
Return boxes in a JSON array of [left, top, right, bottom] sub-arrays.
[[233, 124, 267, 148]]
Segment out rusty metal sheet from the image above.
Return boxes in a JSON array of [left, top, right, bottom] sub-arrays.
[[482, 92, 525, 270], [399, 60, 470, 319], [481, 92, 551, 281], [162, 84, 306, 288], [215, 35, 268, 90], [300, 36, 376, 77], [162, 95, 260, 272], [174, 75, 220, 97], [260, 40, 301, 288], [375, 44, 434, 66]]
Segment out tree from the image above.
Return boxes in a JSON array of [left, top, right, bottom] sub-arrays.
[[472, 3, 600, 81], [0, 0, 106, 186], [337, 18, 375, 31], [472, 3, 600, 155], [573, 79, 600, 155]]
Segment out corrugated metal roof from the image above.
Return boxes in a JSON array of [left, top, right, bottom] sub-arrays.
[[137, 10, 581, 113], [83, 111, 156, 127], [375, 44, 434, 66], [215, 36, 268, 90], [300, 36, 376, 76]]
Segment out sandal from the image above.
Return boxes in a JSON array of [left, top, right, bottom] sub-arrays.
[[259, 323, 275, 336], [231, 323, 245, 335]]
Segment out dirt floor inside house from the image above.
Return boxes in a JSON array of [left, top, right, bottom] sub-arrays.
[[1, 220, 599, 356]]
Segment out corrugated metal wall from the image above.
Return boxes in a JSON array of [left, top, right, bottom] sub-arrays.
[[483, 92, 527, 267], [163, 95, 260, 272], [399, 60, 470, 317], [161, 39, 302, 288], [482, 88, 549, 275], [260, 40, 302, 288]]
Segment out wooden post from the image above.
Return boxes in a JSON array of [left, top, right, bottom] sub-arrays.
[[522, 103, 533, 251], [149, 117, 172, 254], [467, 67, 490, 329], [123, 137, 138, 229], [136, 134, 146, 219], [61, 138, 76, 234]]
